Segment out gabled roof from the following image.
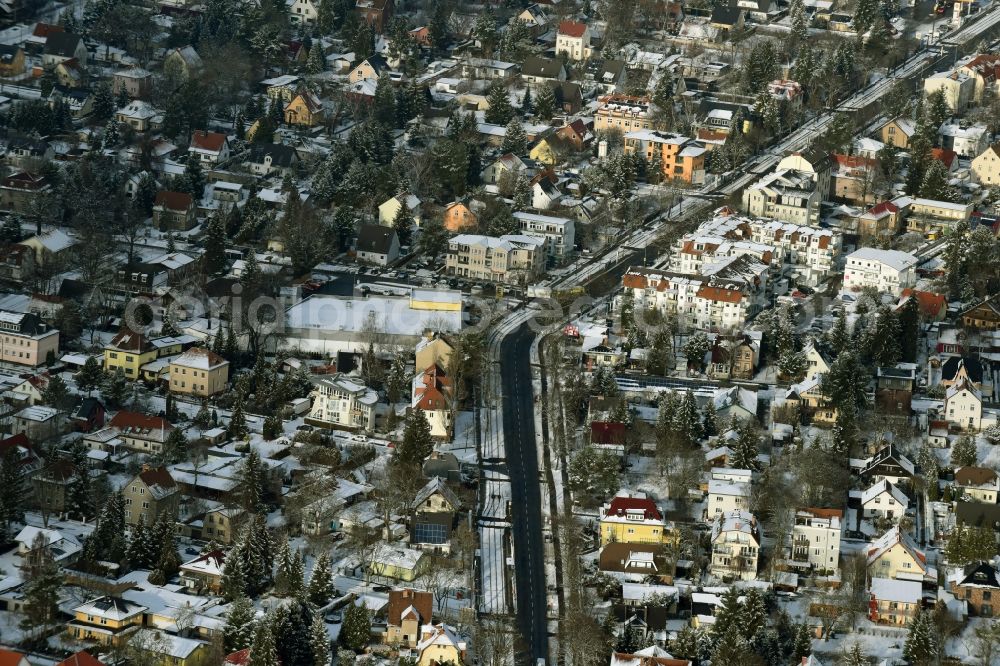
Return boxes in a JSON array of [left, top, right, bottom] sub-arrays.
[[135, 465, 178, 500], [941, 356, 984, 384], [521, 55, 564, 78], [866, 526, 925, 567], [107, 328, 152, 353], [604, 492, 662, 521], [898, 288, 946, 318], [861, 479, 908, 508], [356, 223, 398, 255], [110, 411, 173, 435], [0, 650, 26, 666], [412, 477, 460, 511], [57, 651, 104, 666], [190, 130, 227, 153], [591, 420, 626, 445], [387, 588, 433, 626], [958, 561, 1000, 589], [154, 190, 194, 212], [43, 32, 82, 58], [557, 20, 587, 37], [955, 466, 998, 488]]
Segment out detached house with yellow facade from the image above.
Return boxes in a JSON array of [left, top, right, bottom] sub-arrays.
[[168, 348, 229, 397], [866, 526, 928, 581], [68, 596, 145, 646], [284, 91, 325, 127], [600, 491, 669, 545]]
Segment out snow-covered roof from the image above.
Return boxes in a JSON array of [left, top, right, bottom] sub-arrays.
[[869, 576, 921, 603]]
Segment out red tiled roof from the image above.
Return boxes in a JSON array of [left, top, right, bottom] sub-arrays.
[[138, 465, 177, 490], [224, 649, 251, 665], [32, 22, 63, 37], [591, 421, 626, 445], [110, 411, 172, 432], [900, 288, 946, 318], [58, 651, 104, 666], [190, 130, 227, 152], [387, 588, 433, 626], [610, 654, 689, 666], [108, 328, 152, 353], [154, 190, 194, 211], [605, 496, 662, 521], [558, 20, 587, 37], [622, 274, 649, 289], [696, 285, 743, 304], [865, 201, 900, 217], [932, 147, 957, 169], [0, 650, 26, 666]]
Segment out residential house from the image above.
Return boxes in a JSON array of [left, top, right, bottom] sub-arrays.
[[164, 46, 202, 80], [12, 405, 63, 441], [0, 650, 30, 666], [707, 474, 751, 521], [514, 211, 575, 260], [412, 365, 453, 439], [415, 334, 454, 372], [445, 233, 546, 283], [123, 465, 180, 526], [923, 69, 974, 113], [0, 45, 25, 77], [520, 56, 566, 85], [112, 68, 152, 99], [152, 191, 197, 231], [57, 651, 103, 666], [598, 542, 668, 578], [6, 137, 53, 168], [868, 577, 922, 626], [384, 588, 433, 648], [960, 294, 1000, 330], [442, 202, 477, 232], [0, 310, 59, 367], [308, 373, 379, 431], [114, 100, 158, 132], [284, 91, 325, 127], [830, 154, 878, 205], [355, 0, 394, 32], [517, 3, 549, 36], [743, 169, 822, 225], [594, 95, 655, 133], [938, 120, 990, 157], [189, 130, 230, 165], [623, 131, 707, 185], [108, 411, 173, 455], [460, 58, 517, 81], [972, 143, 1000, 186], [169, 348, 229, 397], [128, 630, 207, 666], [54, 59, 83, 87], [600, 491, 668, 546], [289, 0, 318, 23], [179, 550, 225, 594], [68, 596, 145, 646], [200, 506, 242, 544], [410, 476, 457, 553], [866, 526, 927, 581], [42, 32, 86, 68], [349, 55, 389, 83], [898, 289, 948, 321], [481, 153, 531, 185], [939, 356, 988, 393], [555, 21, 591, 61], [950, 561, 1000, 617], [369, 546, 426, 582], [32, 457, 74, 515], [880, 117, 916, 149], [842, 247, 918, 296], [955, 467, 1000, 503], [245, 143, 299, 176], [860, 444, 916, 488], [790, 508, 842, 572], [945, 377, 982, 431], [876, 364, 916, 417], [710, 509, 760, 581], [957, 53, 1000, 102], [861, 479, 909, 522], [378, 193, 422, 226], [710, 5, 745, 32], [103, 329, 157, 379], [356, 224, 401, 266]]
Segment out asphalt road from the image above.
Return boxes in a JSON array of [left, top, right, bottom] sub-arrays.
[[500, 323, 548, 664]]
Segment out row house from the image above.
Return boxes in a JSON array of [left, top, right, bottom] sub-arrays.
[[621, 260, 767, 333]]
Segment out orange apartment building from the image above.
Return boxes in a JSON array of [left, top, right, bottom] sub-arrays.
[[623, 130, 707, 185]]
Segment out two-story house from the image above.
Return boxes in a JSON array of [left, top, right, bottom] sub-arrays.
[[123, 465, 180, 526]]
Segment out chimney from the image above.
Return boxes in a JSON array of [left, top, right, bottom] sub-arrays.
[[141, 463, 151, 473]]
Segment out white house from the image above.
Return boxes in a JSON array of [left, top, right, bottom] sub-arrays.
[[189, 130, 230, 165], [945, 377, 982, 431], [861, 479, 909, 521], [288, 0, 318, 23], [555, 20, 591, 61], [514, 211, 575, 260], [710, 509, 761, 581], [706, 477, 750, 521], [308, 373, 378, 431], [790, 507, 842, 572], [842, 247, 918, 296], [938, 120, 990, 158], [955, 466, 999, 503]]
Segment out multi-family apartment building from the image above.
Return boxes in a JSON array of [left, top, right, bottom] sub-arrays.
[[842, 247, 918, 296], [710, 509, 761, 581], [555, 20, 590, 60], [790, 507, 842, 572], [308, 373, 379, 431], [513, 211, 575, 260], [678, 212, 842, 286], [621, 255, 768, 333], [743, 169, 823, 225], [108, 411, 174, 454], [599, 491, 669, 546], [594, 95, 654, 133], [445, 234, 546, 283], [623, 131, 707, 185], [123, 465, 180, 526], [0, 310, 59, 367]]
